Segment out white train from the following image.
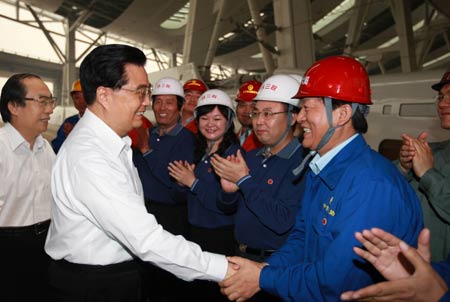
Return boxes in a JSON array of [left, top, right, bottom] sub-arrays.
[[364, 69, 448, 159]]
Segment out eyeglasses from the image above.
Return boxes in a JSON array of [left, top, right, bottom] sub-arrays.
[[435, 93, 450, 104], [24, 96, 57, 108], [249, 110, 288, 120], [120, 86, 152, 101]]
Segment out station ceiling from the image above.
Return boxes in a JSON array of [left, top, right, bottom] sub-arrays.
[[20, 0, 450, 76]]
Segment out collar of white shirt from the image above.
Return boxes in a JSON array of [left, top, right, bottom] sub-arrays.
[[4, 122, 44, 151]]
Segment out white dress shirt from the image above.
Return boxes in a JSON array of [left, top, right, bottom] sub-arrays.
[[0, 123, 55, 226], [45, 109, 227, 282]]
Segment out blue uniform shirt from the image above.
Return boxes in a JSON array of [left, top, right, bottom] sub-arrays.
[[219, 139, 305, 251], [187, 143, 242, 228], [133, 123, 195, 204], [260, 134, 424, 301], [51, 114, 80, 153]]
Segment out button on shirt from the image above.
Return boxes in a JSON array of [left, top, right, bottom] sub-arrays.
[[45, 109, 227, 282], [0, 123, 55, 226]]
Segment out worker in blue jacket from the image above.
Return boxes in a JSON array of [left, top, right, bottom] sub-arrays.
[[51, 79, 86, 153], [211, 74, 305, 302], [211, 74, 305, 260], [133, 76, 194, 237], [132, 77, 195, 302], [219, 55, 424, 302]]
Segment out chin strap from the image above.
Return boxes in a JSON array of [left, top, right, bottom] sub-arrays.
[[267, 104, 294, 152], [292, 150, 316, 176], [315, 97, 337, 152], [292, 99, 369, 176]]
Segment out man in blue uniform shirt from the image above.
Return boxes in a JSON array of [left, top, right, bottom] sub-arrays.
[[220, 55, 424, 302], [132, 76, 196, 301], [51, 79, 86, 153], [211, 74, 305, 260], [133, 76, 194, 237], [211, 74, 305, 302]]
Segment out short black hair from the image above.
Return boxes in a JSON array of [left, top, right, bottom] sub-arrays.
[[331, 99, 368, 133], [0, 73, 41, 123], [80, 44, 147, 105]]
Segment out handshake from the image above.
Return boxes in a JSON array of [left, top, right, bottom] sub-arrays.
[[220, 256, 267, 302]]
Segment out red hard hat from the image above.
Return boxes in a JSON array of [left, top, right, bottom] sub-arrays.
[[236, 80, 262, 102], [293, 55, 372, 104], [183, 79, 208, 93]]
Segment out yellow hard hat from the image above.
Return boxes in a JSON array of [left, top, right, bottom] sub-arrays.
[[71, 79, 82, 93]]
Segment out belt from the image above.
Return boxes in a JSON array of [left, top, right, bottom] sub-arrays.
[[0, 219, 50, 236], [237, 243, 275, 257], [54, 259, 140, 274]]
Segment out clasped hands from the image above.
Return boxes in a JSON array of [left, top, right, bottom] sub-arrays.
[[222, 256, 266, 302]]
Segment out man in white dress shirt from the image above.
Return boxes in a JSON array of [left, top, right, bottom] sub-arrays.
[[44, 44, 234, 302], [0, 73, 56, 302]]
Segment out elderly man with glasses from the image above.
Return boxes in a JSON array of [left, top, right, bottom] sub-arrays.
[[396, 68, 450, 262], [0, 73, 56, 302]]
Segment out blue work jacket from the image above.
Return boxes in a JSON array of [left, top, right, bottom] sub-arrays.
[[187, 143, 242, 228], [220, 139, 305, 250], [51, 114, 80, 153], [133, 123, 195, 205], [260, 134, 424, 301], [433, 254, 450, 302]]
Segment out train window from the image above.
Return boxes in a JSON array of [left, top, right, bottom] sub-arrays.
[[399, 103, 436, 117], [382, 105, 392, 114]]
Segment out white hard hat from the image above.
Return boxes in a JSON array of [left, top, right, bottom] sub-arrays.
[[195, 89, 235, 118], [152, 77, 184, 98], [253, 74, 300, 107], [288, 74, 303, 84]]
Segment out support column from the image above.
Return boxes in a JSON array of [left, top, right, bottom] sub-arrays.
[[183, 0, 215, 79], [273, 0, 315, 71], [62, 17, 77, 108], [390, 0, 417, 72], [247, 0, 275, 74], [344, 0, 371, 55]]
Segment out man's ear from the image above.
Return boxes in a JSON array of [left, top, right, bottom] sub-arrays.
[[289, 112, 298, 127], [96, 86, 110, 108], [334, 104, 353, 127], [7, 101, 20, 117]]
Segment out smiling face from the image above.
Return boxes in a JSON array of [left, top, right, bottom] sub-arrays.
[[252, 100, 290, 147], [108, 64, 150, 137], [437, 83, 450, 130], [11, 77, 53, 143], [198, 106, 227, 145], [296, 97, 332, 152], [152, 94, 180, 131]]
